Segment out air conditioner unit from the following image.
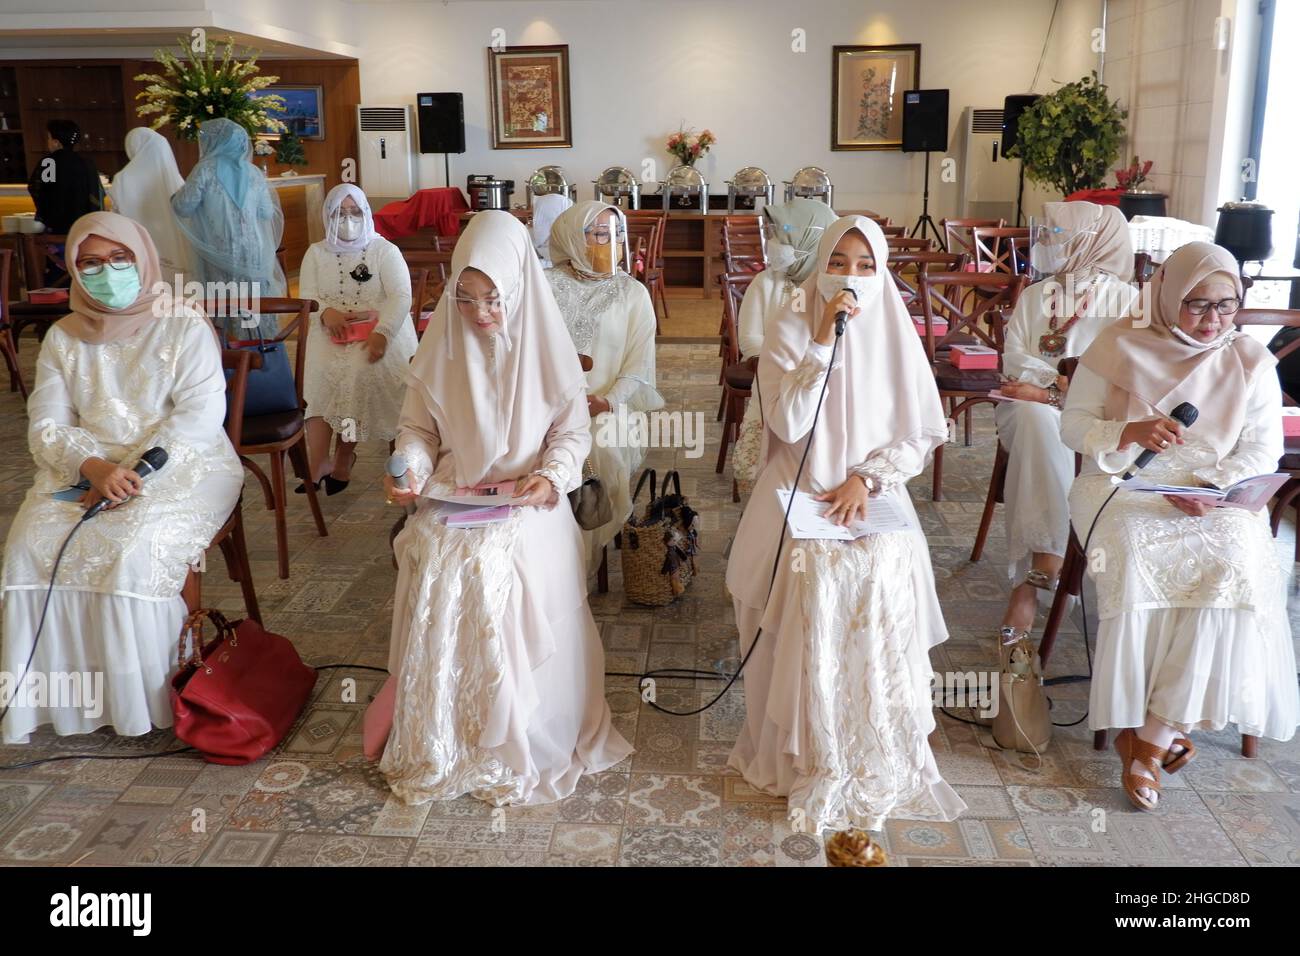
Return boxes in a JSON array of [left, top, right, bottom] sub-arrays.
[[958, 107, 1018, 222], [357, 105, 417, 203]]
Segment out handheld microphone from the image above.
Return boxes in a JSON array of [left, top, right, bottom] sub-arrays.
[[834, 287, 858, 337], [386, 453, 416, 514], [82, 447, 168, 521], [1121, 402, 1198, 480]]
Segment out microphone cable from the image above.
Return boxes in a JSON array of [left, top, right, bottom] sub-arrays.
[[609, 322, 846, 717]]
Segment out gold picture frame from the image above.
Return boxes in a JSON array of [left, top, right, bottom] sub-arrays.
[[488, 44, 573, 149], [831, 44, 921, 151]]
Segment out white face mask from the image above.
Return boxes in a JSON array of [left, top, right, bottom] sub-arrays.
[[767, 243, 796, 273], [817, 271, 881, 306], [335, 214, 363, 242]]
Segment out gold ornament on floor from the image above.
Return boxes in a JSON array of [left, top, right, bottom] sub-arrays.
[[825, 829, 888, 867]]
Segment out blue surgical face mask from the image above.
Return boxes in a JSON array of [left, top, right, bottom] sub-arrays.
[[80, 264, 142, 310]]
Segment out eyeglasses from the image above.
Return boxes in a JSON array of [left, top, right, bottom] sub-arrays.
[[1182, 297, 1241, 316], [452, 291, 506, 317], [334, 211, 364, 222], [77, 253, 135, 276], [583, 227, 626, 246]]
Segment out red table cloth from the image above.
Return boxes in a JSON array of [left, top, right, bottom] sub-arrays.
[[373, 187, 469, 239], [1064, 187, 1123, 206]]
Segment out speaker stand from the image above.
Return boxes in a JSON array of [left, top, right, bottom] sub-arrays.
[[1014, 160, 1027, 227], [910, 151, 946, 250], [443, 153, 451, 189]]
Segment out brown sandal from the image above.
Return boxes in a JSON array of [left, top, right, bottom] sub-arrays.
[[1162, 737, 1196, 773], [1114, 728, 1166, 812]]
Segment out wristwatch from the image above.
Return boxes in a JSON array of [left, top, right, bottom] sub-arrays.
[[1046, 383, 1061, 408]]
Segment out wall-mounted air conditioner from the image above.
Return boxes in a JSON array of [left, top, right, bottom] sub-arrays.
[[357, 105, 417, 203], [958, 107, 1018, 222]]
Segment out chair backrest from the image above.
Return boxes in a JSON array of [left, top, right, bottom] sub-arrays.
[[21, 233, 70, 291], [719, 271, 754, 366], [204, 297, 317, 408], [887, 236, 934, 253], [916, 271, 1028, 362], [402, 249, 453, 311], [220, 347, 263, 447], [881, 225, 906, 237], [434, 234, 459, 252], [0, 247, 10, 328], [887, 251, 970, 309], [1134, 251, 1157, 288], [1237, 308, 1300, 404], [624, 210, 666, 263], [971, 226, 1030, 276], [722, 215, 765, 272], [942, 218, 1005, 261], [408, 266, 429, 326]]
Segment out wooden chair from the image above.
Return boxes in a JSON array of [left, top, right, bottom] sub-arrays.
[[407, 266, 429, 337], [887, 236, 934, 253], [917, 271, 1029, 501], [887, 251, 969, 316], [206, 296, 328, 579], [625, 210, 668, 326], [571, 351, 614, 593], [0, 248, 28, 399], [942, 217, 1005, 264], [715, 273, 754, 501], [721, 215, 766, 273], [9, 233, 70, 352], [971, 226, 1031, 276], [181, 347, 263, 623], [1134, 252, 1157, 289], [715, 269, 755, 419], [881, 225, 906, 237], [402, 250, 453, 339]]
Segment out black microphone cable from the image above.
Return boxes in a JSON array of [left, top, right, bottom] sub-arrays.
[[608, 319, 847, 717]]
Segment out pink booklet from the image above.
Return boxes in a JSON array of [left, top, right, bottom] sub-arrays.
[[443, 504, 512, 527]]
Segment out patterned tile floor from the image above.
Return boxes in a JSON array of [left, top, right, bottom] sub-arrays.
[[1, 340, 1298, 867]]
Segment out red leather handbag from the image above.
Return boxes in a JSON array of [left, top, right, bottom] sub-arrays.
[[170, 609, 317, 765]]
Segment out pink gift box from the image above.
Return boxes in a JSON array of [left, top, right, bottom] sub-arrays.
[[913, 317, 948, 336], [951, 344, 999, 369], [335, 316, 378, 343], [28, 287, 69, 305], [1282, 408, 1300, 437], [416, 310, 435, 334]]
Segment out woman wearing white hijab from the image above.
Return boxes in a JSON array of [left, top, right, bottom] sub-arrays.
[[725, 215, 965, 834], [531, 192, 573, 267], [993, 201, 1137, 645], [298, 184, 415, 494], [732, 198, 838, 494], [110, 127, 191, 279], [545, 200, 663, 572], [372, 210, 632, 806], [1063, 241, 1296, 811]]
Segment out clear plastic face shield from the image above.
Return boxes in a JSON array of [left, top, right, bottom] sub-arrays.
[[330, 199, 367, 244], [1027, 217, 1095, 282], [583, 211, 628, 277], [763, 218, 825, 275], [451, 268, 517, 336]]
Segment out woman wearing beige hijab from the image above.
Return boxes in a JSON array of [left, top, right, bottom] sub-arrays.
[[372, 210, 632, 806], [544, 200, 662, 575], [994, 201, 1137, 647], [725, 216, 965, 834], [1063, 241, 1297, 811], [1, 211, 244, 744]]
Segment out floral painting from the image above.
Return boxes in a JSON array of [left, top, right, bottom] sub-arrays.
[[489, 45, 572, 149], [832, 45, 920, 150]]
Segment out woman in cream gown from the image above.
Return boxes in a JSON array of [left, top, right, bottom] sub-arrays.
[[1062, 241, 1298, 811], [994, 201, 1137, 643], [731, 199, 838, 495], [725, 216, 965, 833], [544, 200, 662, 572], [110, 127, 191, 279], [372, 210, 632, 806], [299, 184, 416, 491], [1, 212, 244, 744]]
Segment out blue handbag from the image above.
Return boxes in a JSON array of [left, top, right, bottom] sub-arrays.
[[226, 335, 299, 418]]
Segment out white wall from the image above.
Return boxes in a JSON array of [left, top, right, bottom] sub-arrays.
[[354, 0, 1100, 223]]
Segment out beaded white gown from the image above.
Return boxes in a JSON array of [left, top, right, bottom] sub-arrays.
[[299, 236, 417, 442], [1, 311, 244, 743]]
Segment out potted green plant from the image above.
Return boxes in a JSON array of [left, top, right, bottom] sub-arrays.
[[274, 128, 307, 170], [1005, 73, 1126, 198]]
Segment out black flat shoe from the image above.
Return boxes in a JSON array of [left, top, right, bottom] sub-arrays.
[[323, 475, 350, 496], [294, 478, 325, 495]]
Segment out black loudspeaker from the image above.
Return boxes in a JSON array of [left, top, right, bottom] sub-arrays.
[[901, 89, 949, 153], [1002, 94, 1041, 153], [417, 92, 465, 154]]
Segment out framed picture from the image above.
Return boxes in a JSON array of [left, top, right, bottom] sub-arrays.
[[487, 44, 572, 149], [250, 84, 325, 141], [831, 44, 921, 150]]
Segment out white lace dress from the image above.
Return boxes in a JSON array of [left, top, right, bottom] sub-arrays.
[[725, 340, 966, 833], [1, 311, 245, 743], [378, 346, 633, 805], [994, 276, 1137, 587], [299, 236, 417, 442], [1061, 363, 1298, 739]]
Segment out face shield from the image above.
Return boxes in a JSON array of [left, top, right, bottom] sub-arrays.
[[763, 219, 825, 274], [1028, 217, 1095, 281], [583, 214, 628, 277]]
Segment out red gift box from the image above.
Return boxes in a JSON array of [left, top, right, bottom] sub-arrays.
[[1283, 408, 1300, 437], [951, 344, 999, 369], [913, 317, 948, 336], [28, 287, 69, 305], [416, 310, 435, 335]]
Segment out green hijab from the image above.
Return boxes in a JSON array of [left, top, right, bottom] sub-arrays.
[[763, 198, 839, 283]]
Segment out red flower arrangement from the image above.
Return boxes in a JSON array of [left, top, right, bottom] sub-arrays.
[[666, 127, 716, 167], [1115, 156, 1153, 190]]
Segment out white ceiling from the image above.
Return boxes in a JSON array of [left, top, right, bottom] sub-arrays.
[[0, 27, 348, 58]]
